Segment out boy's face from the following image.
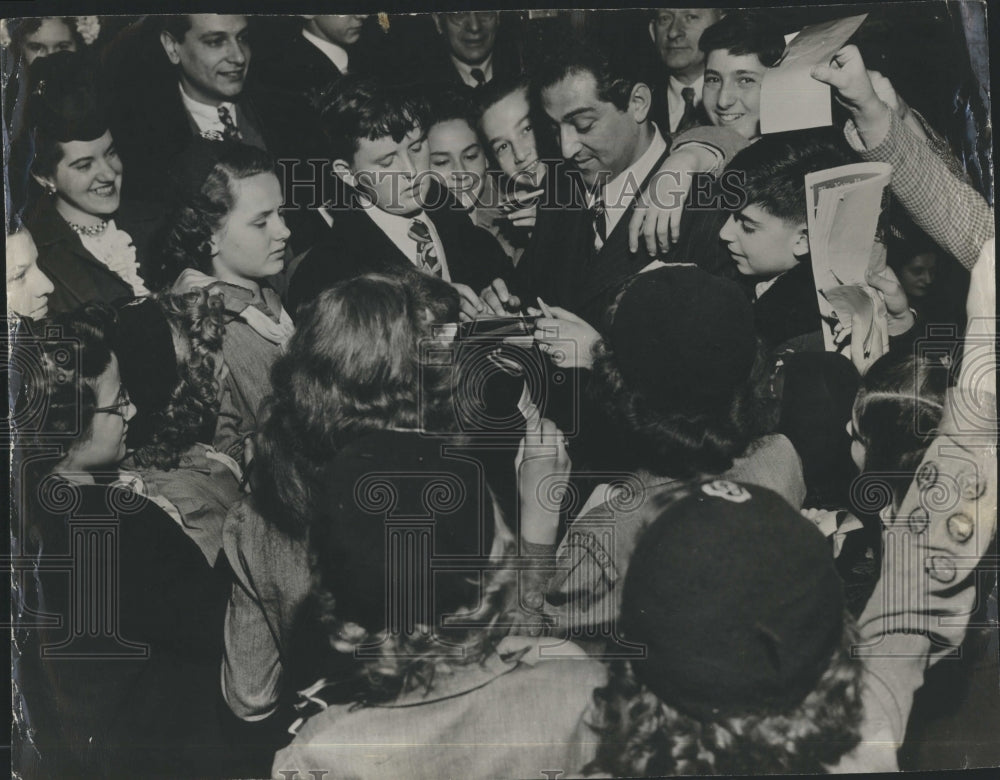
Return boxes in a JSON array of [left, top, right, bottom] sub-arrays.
[[428, 118, 487, 206], [480, 86, 544, 187], [719, 204, 808, 278], [339, 125, 430, 217], [702, 49, 766, 140]]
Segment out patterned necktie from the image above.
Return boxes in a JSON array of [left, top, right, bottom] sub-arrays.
[[218, 105, 242, 141], [470, 68, 486, 87], [407, 219, 442, 277], [591, 194, 607, 248], [676, 86, 698, 134]]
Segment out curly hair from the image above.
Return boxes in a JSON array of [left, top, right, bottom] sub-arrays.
[[155, 142, 276, 289], [852, 352, 947, 512], [125, 290, 227, 471], [11, 303, 117, 487], [585, 618, 865, 776], [252, 272, 460, 539], [310, 545, 519, 706], [587, 287, 774, 478]]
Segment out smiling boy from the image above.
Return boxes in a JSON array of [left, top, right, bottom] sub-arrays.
[[699, 12, 786, 141]]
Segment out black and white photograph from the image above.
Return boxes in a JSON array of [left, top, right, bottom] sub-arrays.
[[5, 3, 997, 778]]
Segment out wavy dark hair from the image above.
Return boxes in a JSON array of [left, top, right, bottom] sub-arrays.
[[252, 272, 460, 539], [585, 618, 864, 776], [310, 549, 519, 707], [125, 290, 227, 471], [155, 141, 276, 289], [11, 303, 117, 488], [587, 290, 773, 478], [852, 352, 947, 512]]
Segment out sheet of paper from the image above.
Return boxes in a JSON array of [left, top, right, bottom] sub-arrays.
[[760, 14, 869, 134]]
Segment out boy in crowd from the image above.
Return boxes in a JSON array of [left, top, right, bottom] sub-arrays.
[[426, 87, 522, 264], [288, 76, 512, 317], [699, 11, 785, 141], [718, 130, 914, 353]]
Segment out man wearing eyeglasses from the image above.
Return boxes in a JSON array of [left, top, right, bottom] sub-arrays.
[[426, 11, 515, 93]]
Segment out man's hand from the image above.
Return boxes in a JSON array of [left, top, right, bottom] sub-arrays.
[[811, 45, 891, 147], [628, 147, 702, 256], [451, 282, 486, 321], [479, 278, 522, 317]]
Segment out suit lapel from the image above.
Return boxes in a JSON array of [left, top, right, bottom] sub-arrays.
[[571, 146, 674, 311]]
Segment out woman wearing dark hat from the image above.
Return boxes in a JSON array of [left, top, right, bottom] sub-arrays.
[[22, 50, 160, 314], [158, 139, 293, 460], [10, 302, 232, 778], [113, 291, 243, 567]]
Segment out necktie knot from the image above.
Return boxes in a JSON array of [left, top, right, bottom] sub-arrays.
[[676, 87, 699, 134], [218, 105, 242, 141], [470, 68, 486, 86]]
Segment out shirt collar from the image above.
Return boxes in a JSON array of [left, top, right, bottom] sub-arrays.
[[668, 73, 703, 104], [592, 125, 668, 237], [450, 54, 493, 88], [359, 196, 451, 281], [302, 27, 350, 73], [178, 82, 237, 133]]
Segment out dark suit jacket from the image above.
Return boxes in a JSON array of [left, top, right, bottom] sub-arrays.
[[647, 80, 710, 140], [288, 180, 513, 316], [250, 31, 345, 110], [26, 197, 163, 314], [516, 146, 674, 331], [752, 261, 825, 353], [109, 72, 329, 254]]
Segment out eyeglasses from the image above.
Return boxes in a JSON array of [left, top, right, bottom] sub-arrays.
[[94, 386, 132, 418], [445, 11, 498, 27]]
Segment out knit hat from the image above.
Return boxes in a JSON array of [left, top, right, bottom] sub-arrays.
[[111, 297, 178, 448], [608, 264, 757, 416], [621, 479, 845, 720], [313, 429, 496, 636]]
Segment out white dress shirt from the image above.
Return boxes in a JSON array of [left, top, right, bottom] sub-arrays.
[[588, 125, 669, 251], [666, 74, 704, 133], [451, 54, 493, 88], [362, 199, 451, 282], [302, 27, 349, 73], [179, 83, 238, 139]]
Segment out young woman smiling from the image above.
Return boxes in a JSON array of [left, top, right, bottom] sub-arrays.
[[23, 51, 161, 314]]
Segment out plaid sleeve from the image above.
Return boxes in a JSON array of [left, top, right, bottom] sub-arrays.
[[844, 109, 994, 270]]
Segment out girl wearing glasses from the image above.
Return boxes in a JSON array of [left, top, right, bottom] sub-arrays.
[[11, 303, 232, 778]]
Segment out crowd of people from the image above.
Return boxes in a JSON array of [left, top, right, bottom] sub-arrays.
[[5, 8, 996, 779]]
